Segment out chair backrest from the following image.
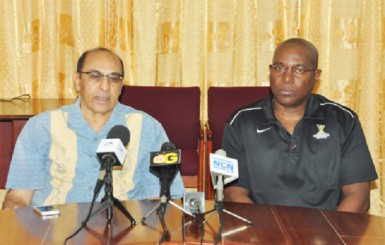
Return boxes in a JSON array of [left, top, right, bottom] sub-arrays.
[[0, 120, 28, 189], [119, 86, 202, 188], [207, 86, 271, 153]]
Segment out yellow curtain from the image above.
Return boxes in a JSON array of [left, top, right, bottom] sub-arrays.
[[299, 0, 385, 217], [0, 0, 383, 216]]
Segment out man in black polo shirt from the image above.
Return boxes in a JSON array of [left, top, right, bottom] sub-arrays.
[[222, 38, 378, 213]]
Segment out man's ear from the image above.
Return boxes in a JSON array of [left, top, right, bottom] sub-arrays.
[[311, 69, 322, 92], [73, 72, 81, 92]]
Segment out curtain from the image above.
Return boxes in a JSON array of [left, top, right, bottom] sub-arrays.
[[0, 0, 383, 216]]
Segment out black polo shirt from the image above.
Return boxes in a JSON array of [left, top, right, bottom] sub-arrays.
[[222, 94, 378, 210]]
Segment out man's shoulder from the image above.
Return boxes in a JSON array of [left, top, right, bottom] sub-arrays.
[[25, 100, 80, 131], [115, 102, 164, 133], [117, 103, 160, 122], [312, 94, 358, 120], [228, 99, 269, 126], [309, 94, 360, 135], [27, 108, 55, 125]]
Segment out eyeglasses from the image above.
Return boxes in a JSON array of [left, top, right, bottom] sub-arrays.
[[78, 71, 124, 85], [269, 64, 317, 76]]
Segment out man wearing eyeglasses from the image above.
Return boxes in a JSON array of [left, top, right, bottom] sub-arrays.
[[2, 48, 184, 209], [223, 38, 377, 213]]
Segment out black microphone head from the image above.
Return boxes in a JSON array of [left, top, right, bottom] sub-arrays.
[[161, 142, 176, 151], [107, 125, 130, 146]]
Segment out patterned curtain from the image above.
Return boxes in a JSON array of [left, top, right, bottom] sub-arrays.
[[300, 0, 385, 216], [0, 0, 383, 216]]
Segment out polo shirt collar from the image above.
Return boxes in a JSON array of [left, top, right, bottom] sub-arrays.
[[68, 98, 127, 136], [258, 94, 325, 125], [262, 95, 276, 123], [303, 94, 325, 121]]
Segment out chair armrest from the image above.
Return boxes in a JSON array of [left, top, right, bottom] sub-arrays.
[[205, 120, 214, 200], [197, 120, 205, 192], [205, 120, 213, 154]]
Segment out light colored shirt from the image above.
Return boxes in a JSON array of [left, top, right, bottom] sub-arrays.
[[6, 99, 185, 206]]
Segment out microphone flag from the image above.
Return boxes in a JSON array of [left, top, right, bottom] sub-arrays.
[[210, 149, 238, 189], [150, 142, 180, 199], [150, 149, 181, 166], [96, 125, 130, 168]]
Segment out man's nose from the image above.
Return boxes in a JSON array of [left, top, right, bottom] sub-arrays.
[[282, 68, 295, 83], [100, 76, 111, 89]]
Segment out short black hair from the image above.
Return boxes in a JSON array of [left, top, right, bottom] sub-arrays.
[[274, 38, 319, 68], [76, 47, 124, 76]]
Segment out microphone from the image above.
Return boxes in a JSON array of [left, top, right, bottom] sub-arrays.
[[94, 125, 130, 193], [150, 142, 181, 202], [96, 125, 130, 168], [209, 149, 238, 202]]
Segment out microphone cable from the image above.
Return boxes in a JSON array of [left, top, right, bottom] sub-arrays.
[[214, 174, 224, 245], [0, 93, 30, 102], [158, 202, 170, 244], [214, 202, 224, 245], [198, 205, 205, 245], [181, 209, 186, 243], [190, 201, 205, 245], [63, 177, 104, 244], [180, 196, 204, 245]]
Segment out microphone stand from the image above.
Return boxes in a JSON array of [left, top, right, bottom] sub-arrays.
[[64, 161, 136, 244], [87, 162, 136, 225], [142, 196, 196, 244], [141, 166, 195, 243], [202, 175, 253, 244]]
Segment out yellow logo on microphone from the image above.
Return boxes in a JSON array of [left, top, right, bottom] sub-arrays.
[[153, 152, 179, 164], [150, 149, 181, 166]]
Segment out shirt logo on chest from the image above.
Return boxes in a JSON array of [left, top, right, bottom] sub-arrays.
[[256, 127, 271, 133], [313, 124, 330, 139]]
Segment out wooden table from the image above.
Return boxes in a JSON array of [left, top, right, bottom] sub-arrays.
[[1, 200, 384, 244]]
